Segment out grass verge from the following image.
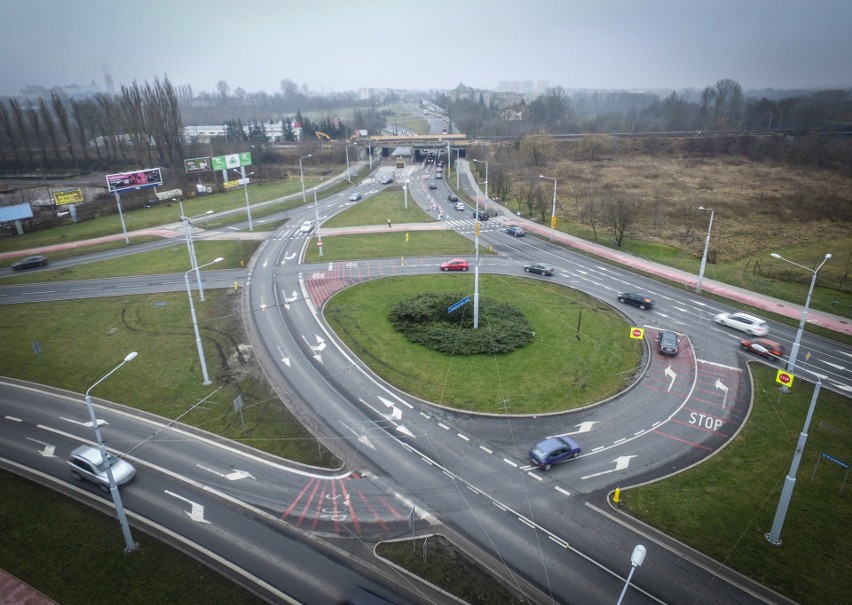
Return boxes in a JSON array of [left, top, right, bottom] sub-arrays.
[[620, 365, 851, 605], [325, 274, 642, 413], [0, 470, 264, 605]]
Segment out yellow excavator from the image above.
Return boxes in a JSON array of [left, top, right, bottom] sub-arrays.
[[315, 131, 333, 142]]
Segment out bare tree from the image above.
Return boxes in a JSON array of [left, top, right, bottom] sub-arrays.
[[519, 130, 555, 166], [8, 98, 34, 165], [38, 97, 61, 164], [69, 98, 93, 164], [577, 135, 611, 161], [580, 196, 602, 241], [0, 100, 20, 165], [603, 191, 636, 247], [51, 92, 78, 172], [27, 105, 48, 168]]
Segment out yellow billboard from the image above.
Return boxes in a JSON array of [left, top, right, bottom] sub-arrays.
[[53, 189, 84, 205]]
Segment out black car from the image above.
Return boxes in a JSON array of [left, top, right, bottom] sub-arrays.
[[524, 263, 554, 276], [11, 255, 48, 271], [473, 210, 489, 221], [506, 226, 525, 237], [657, 330, 679, 356], [447, 194, 459, 203], [617, 292, 654, 310]]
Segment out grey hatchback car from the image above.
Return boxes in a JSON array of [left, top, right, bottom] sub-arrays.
[[67, 445, 136, 490]]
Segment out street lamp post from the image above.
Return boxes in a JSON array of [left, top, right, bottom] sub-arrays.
[[299, 154, 312, 206], [345, 144, 357, 184], [239, 167, 253, 231], [539, 175, 557, 241], [769, 252, 831, 376], [696, 207, 714, 293], [184, 257, 223, 385], [616, 544, 647, 604], [765, 379, 823, 546], [473, 159, 488, 214], [84, 351, 139, 553], [180, 203, 213, 301], [313, 189, 323, 257]]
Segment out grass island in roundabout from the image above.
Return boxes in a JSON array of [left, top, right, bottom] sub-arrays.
[[325, 273, 643, 414]]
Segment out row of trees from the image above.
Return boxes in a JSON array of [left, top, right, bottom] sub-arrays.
[[0, 77, 184, 174], [438, 80, 852, 138]]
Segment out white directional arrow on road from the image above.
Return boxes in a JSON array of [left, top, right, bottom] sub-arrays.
[[302, 334, 326, 363], [259, 296, 267, 310], [283, 290, 298, 309], [284, 252, 296, 262], [276, 345, 291, 368], [375, 396, 413, 436], [550, 422, 598, 438], [715, 378, 730, 409], [581, 455, 636, 480], [196, 464, 255, 481], [165, 490, 211, 523], [665, 366, 677, 392], [26, 437, 55, 457], [61, 417, 106, 428]]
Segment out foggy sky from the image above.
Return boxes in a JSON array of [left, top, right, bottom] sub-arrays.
[[2, 0, 850, 98]]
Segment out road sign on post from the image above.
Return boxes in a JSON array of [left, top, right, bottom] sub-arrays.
[[776, 370, 794, 388]]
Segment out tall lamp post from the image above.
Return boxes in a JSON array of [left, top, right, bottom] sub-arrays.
[[231, 168, 254, 231], [184, 257, 223, 385], [696, 207, 714, 293], [616, 545, 646, 604], [765, 379, 823, 546], [84, 351, 139, 553], [769, 252, 831, 376], [345, 144, 357, 184], [313, 189, 323, 257], [539, 175, 557, 241], [180, 205, 213, 301], [473, 159, 488, 214], [299, 154, 312, 206]]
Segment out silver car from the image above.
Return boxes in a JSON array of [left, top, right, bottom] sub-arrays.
[[67, 445, 136, 490], [299, 220, 316, 233], [714, 312, 769, 336]]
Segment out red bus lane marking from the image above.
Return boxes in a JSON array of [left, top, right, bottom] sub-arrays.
[[652, 429, 714, 451], [356, 492, 389, 533], [281, 477, 317, 521], [337, 479, 363, 535], [311, 483, 327, 531]]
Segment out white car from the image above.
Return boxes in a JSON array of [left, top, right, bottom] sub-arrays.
[[67, 445, 136, 491], [714, 312, 769, 336], [348, 192, 362, 201], [299, 220, 315, 234], [454, 201, 465, 211]]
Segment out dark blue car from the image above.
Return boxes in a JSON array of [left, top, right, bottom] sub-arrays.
[[530, 436, 581, 470]]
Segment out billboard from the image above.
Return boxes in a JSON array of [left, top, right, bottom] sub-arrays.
[[211, 152, 252, 171], [184, 157, 211, 173], [105, 168, 163, 192], [53, 189, 85, 205]]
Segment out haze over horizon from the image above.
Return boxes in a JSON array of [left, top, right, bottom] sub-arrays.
[[2, 0, 850, 98]]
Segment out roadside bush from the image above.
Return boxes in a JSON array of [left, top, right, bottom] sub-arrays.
[[389, 292, 534, 355]]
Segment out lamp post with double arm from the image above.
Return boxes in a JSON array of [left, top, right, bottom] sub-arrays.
[[539, 175, 557, 241], [184, 257, 223, 385], [299, 154, 312, 206]]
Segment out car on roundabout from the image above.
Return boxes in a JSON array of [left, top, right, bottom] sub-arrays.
[[447, 194, 459, 203], [524, 262, 554, 276], [657, 330, 679, 356], [530, 436, 581, 471], [506, 226, 526, 237], [714, 311, 769, 336], [298, 220, 316, 233], [617, 292, 654, 310], [440, 258, 469, 272], [67, 444, 136, 491], [11, 255, 48, 271], [740, 337, 784, 360], [454, 201, 465, 211], [429, 181, 438, 189]]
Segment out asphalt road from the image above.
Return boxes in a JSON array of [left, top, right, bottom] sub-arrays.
[[2, 160, 846, 603]]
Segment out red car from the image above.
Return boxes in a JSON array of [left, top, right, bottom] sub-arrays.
[[740, 338, 784, 361], [440, 258, 469, 272]]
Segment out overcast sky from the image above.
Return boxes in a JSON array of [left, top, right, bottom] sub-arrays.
[[2, 0, 850, 98]]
